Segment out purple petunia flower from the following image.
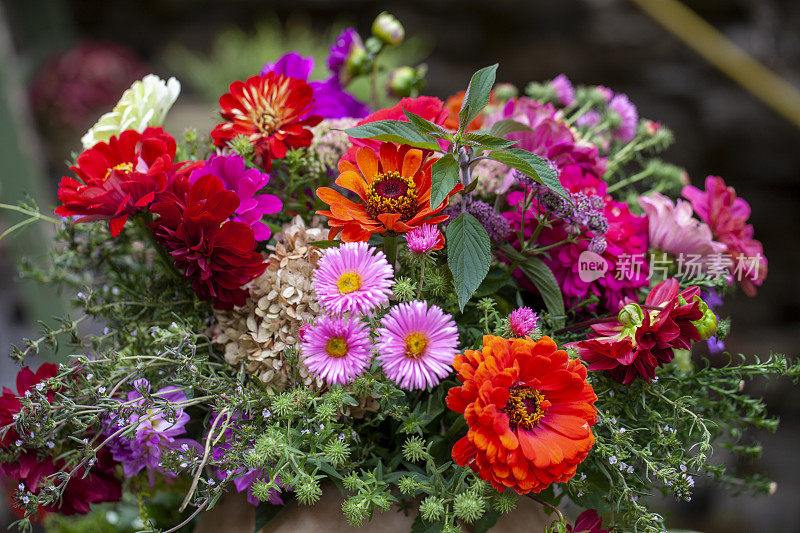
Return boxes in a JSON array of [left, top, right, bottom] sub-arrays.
[[376, 301, 459, 390], [106, 379, 201, 486], [189, 154, 281, 241], [328, 28, 364, 84]]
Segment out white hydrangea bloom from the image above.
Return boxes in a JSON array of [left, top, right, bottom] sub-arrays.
[[81, 74, 181, 149]]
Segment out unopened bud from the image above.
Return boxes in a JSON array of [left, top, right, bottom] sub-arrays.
[[691, 296, 718, 340], [372, 12, 404, 46], [618, 303, 644, 327], [387, 66, 418, 98]]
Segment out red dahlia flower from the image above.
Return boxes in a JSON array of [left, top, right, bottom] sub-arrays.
[[149, 174, 267, 309], [446, 335, 597, 494], [0, 364, 57, 448], [55, 127, 177, 236], [567, 509, 614, 533], [210, 73, 322, 170], [574, 278, 703, 384]]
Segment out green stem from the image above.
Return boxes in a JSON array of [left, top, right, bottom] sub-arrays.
[[383, 234, 398, 269], [134, 214, 182, 280], [606, 167, 655, 193]]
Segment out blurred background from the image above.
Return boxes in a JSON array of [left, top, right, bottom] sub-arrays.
[[0, 0, 798, 531]]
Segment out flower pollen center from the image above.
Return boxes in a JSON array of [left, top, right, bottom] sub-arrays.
[[366, 171, 417, 221], [504, 386, 550, 431], [336, 271, 362, 294], [105, 162, 134, 179], [325, 336, 348, 358], [404, 332, 428, 359]]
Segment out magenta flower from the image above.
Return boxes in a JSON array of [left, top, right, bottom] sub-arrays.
[[313, 242, 394, 315], [576, 109, 601, 128], [682, 175, 767, 296], [550, 74, 575, 106], [638, 193, 727, 274], [376, 301, 459, 390], [405, 224, 444, 254], [608, 93, 638, 142], [328, 28, 365, 85], [300, 314, 372, 385], [509, 307, 538, 337], [189, 154, 281, 241]]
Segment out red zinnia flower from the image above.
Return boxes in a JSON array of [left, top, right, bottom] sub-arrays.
[[0, 364, 58, 449], [210, 73, 322, 170], [574, 278, 703, 384], [149, 174, 267, 309], [446, 335, 597, 494], [55, 127, 177, 236], [567, 510, 613, 533]]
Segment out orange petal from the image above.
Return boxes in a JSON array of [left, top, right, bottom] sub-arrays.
[[379, 143, 398, 173], [401, 148, 423, 178], [377, 212, 402, 231], [356, 147, 380, 181], [317, 187, 360, 210], [341, 224, 374, 242], [335, 171, 368, 200]]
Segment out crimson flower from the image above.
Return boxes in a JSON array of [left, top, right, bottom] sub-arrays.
[[567, 510, 614, 533], [55, 127, 177, 236], [0, 364, 58, 448], [149, 174, 267, 309], [574, 278, 703, 384], [210, 72, 322, 170]]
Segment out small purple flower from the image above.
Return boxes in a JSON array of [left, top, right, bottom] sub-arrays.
[[443, 199, 512, 242], [608, 93, 638, 142], [509, 307, 538, 337], [260, 51, 314, 79], [106, 379, 201, 486], [328, 28, 364, 83], [550, 74, 575, 106], [576, 109, 601, 129], [189, 154, 281, 241]]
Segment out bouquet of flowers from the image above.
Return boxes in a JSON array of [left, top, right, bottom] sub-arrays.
[[2, 12, 796, 533]]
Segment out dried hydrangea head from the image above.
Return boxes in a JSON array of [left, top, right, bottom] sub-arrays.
[[210, 216, 326, 390], [299, 118, 359, 176]]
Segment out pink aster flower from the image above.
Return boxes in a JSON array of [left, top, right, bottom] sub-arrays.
[[405, 224, 444, 254], [608, 93, 638, 142], [550, 74, 575, 106], [638, 193, 727, 274], [313, 242, 394, 315], [376, 301, 459, 390], [509, 307, 538, 337], [300, 314, 372, 385], [682, 175, 767, 296]]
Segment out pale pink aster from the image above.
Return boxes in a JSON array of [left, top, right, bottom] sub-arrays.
[[550, 74, 575, 106], [638, 193, 727, 274], [300, 314, 372, 385], [376, 301, 459, 390], [509, 307, 538, 337], [405, 224, 444, 254], [313, 242, 394, 315]]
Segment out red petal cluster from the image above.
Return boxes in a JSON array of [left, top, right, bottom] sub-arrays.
[[210, 73, 322, 170], [0, 364, 58, 448], [567, 509, 614, 533], [575, 278, 703, 384], [55, 127, 177, 236], [149, 174, 267, 309], [446, 335, 597, 494]]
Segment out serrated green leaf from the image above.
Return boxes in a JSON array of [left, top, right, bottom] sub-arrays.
[[488, 148, 567, 198], [344, 120, 441, 151], [403, 109, 454, 141], [489, 118, 534, 137], [458, 64, 498, 133], [462, 132, 518, 149], [447, 213, 492, 311], [430, 155, 459, 209], [502, 245, 565, 328]]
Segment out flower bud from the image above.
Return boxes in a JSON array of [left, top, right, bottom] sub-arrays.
[[387, 66, 417, 98], [372, 12, 405, 46], [618, 303, 644, 327], [691, 297, 718, 340], [494, 82, 518, 103]]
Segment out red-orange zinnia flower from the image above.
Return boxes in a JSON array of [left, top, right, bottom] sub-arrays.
[[210, 72, 322, 170], [443, 90, 495, 131], [446, 335, 597, 494], [316, 143, 463, 242]]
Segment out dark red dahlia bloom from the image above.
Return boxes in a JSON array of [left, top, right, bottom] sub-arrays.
[[149, 174, 267, 309], [575, 278, 703, 384], [0, 364, 58, 448], [3, 450, 121, 516], [55, 127, 178, 236], [567, 509, 613, 533], [210, 72, 322, 170]]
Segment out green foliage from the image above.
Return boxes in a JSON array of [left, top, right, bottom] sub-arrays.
[[429, 154, 459, 209], [457, 64, 498, 133], [446, 213, 492, 311]]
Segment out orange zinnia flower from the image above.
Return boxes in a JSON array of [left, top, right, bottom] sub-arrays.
[[316, 143, 463, 242], [446, 335, 597, 494]]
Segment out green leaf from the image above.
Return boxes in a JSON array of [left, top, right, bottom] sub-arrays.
[[458, 64, 498, 133], [254, 502, 284, 532], [488, 148, 567, 198], [411, 515, 444, 533], [344, 120, 441, 151], [403, 109, 454, 141], [430, 154, 459, 209], [501, 245, 565, 328], [473, 510, 502, 533], [488, 118, 533, 137], [447, 213, 492, 311], [462, 132, 518, 149], [308, 240, 341, 249]]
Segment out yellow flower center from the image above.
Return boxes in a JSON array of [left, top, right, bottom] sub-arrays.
[[105, 162, 134, 180], [336, 271, 362, 294], [504, 386, 550, 431], [404, 333, 428, 359], [325, 336, 348, 358], [366, 171, 417, 222]]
